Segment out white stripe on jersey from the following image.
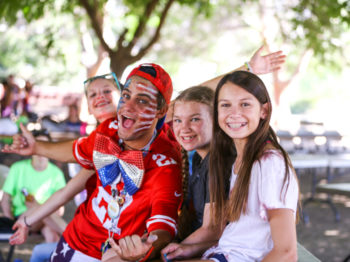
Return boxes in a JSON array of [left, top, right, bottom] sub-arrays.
[[149, 215, 176, 224], [146, 215, 177, 233], [74, 138, 94, 168]]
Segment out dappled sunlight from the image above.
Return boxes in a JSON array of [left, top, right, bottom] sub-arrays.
[[324, 229, 339, 236]]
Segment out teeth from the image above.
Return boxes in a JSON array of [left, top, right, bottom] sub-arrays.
[[183, 136, 194, 141], [228, 123, 242, 128], [96, 101, 108, 107]]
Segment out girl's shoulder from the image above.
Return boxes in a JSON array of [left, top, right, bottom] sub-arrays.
[[253, 149, 291, 179], [259, 148, 284, 165]]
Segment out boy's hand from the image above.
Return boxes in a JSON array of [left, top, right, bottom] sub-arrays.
[[109, 233, 157, 261], [9, 218, 29, 245], [1, 123, 36, 155]]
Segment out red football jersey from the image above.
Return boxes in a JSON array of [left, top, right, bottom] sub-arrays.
[[64, 118, 182, 259]]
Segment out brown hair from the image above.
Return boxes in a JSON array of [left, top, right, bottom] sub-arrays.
[[172, 86, 214, 200], [209, 71, 297, 226], [173, 86, 214, 239]]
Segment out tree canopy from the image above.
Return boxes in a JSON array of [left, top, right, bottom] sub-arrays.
[[0, 0, 349, 81], [0, 0, 214, 77]]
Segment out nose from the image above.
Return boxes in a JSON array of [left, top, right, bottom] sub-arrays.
[[229, 105, 242, 116], [95, 90, 106, 99], [179, 119, 192, 131], [119, 96, 136, 112]]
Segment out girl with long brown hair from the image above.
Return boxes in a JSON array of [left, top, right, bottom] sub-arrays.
[[200, 70, 299, 262]]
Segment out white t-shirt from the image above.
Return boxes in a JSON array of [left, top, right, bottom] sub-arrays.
[[203, 150, 299, 262]]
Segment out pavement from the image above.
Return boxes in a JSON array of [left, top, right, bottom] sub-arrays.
[[296, 167, 350, 262]]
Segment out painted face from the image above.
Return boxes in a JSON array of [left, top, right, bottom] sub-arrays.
[[117, 76, 160, 143], [86, 78, 120, 123], [218, 82, 267, 146], [172, 101, 212, 158]]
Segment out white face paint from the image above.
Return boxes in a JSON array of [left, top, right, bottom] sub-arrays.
[[117, 76, 161, 148]]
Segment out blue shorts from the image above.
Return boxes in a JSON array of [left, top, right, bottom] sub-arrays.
[[208, 253, 228, 262]]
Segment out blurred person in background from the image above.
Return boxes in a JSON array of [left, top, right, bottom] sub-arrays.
[[1, 129, 67, 243], [41, 101, 87, 138]]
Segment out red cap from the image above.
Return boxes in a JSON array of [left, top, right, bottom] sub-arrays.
[[126, 63, 173, 105]]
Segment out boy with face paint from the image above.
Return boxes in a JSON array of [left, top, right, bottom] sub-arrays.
[[4, 64, 182, 262]]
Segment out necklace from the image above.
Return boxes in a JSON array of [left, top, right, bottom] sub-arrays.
[[101, 181, 127, 255]]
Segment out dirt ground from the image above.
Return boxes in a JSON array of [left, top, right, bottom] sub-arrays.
[[1, 152, 350, 262]]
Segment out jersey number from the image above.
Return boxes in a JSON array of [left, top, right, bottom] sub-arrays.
[[152, 154, 177, 167]]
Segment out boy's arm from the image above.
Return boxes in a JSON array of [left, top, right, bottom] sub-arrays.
[[9, 169, 94, 246], [2, 123, 76, 162], [23, 168, 94, 227]]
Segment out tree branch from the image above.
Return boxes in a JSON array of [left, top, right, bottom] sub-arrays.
[[117, 28, 128, 50], [134, 0, 175, 60], [87, 45, 108, 78], [128, 0, 159, 50], [79, 0, 112, 53]]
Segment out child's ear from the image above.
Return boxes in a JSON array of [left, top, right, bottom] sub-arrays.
[[260, 103, 269, 119]]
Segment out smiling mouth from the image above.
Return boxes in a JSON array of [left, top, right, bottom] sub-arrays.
[[181, 135, 196, 142], [228, 123, 247, 129], [122, 115, 135, 129], [95, 101, 110, 108]]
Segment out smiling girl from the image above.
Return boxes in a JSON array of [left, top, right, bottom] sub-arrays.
[[202, 71, 299, 262]]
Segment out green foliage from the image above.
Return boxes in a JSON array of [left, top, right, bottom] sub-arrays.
[[0, 13, 83, 85], [290, 99, 315, 114], [291, 0, 350, 60], [0, 0, 56, 24]]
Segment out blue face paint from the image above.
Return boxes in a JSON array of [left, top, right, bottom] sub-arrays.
[[124, 79, 131, 89], [117, 96, 125, 112], [117, 79, 130, 112]]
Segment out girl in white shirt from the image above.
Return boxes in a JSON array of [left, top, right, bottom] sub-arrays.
[[201, 71, 299, 262]]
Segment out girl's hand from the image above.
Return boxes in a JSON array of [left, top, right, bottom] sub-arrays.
[[1, 123, 36, 155], [109, 234, 157, 261], [249, 46, 286, 74], [9, 218, 29, 245], [161, 243, 195, 261]]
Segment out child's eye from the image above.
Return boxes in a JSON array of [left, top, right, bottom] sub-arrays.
[[173, 119, 181, 123], [242, 102, 250, 107], [103, 89, 112, 94], [88, 93, 96, 98], [138, 98, 149, 105], [122, 93, 130, 99], [191, 118, 200, 122], [220, 103, 230, 108]]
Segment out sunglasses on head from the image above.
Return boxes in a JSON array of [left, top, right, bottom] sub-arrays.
[[83, 73, 121, 92]]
